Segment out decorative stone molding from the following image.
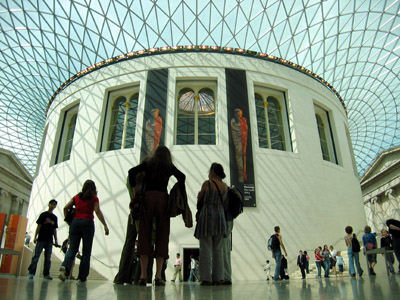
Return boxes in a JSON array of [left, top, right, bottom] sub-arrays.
[[385, 188, 398, 200], [1, 189, 9, 197], [371, 196, 380, 204], [16, 197, 24, 205]]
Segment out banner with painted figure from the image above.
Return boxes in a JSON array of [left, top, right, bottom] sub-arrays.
[[140, 69, 168, 161], [226, 69, 256, 207]]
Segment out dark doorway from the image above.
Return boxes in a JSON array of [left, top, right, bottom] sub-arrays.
[[183, 247, 199, 281]]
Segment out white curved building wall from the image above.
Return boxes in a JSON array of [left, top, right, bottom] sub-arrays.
[[28, 52, 366, 280]]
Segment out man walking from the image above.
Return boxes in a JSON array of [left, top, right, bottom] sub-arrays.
[[188, 255, 198, 282], [297, 250, 306, 279], [28, 199, 59, 279], [272, 226, 288, 281], [171, 253, 182, 282]]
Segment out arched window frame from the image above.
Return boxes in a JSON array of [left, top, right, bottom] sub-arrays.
[[254, 87, 291, 151], [175, 81, 216, 145], [314, 104, 338, 164], [101, 86, 139, 152]]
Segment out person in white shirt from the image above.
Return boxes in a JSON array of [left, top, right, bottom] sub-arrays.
[[188, 255, 199, 282], [329, 245, 337, 276], [336, 251, 344, 275], [264, 260, 271, 281]]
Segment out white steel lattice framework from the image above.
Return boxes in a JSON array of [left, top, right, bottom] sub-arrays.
[[0, 0, 399, 176]]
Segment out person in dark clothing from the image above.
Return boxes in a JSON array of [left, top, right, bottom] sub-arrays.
[[297, 250, 307, 279], [28, 199, 59, 280], [128, 146, 185, 286], [386, 219, 400, 273], [280, 255, 289, 280], [113, 215, 138, 285], [380, 228, 395, 274]]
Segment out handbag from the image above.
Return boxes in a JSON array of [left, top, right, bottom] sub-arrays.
[[64, 197, 76, 225], [64, 207, 76, 225], [130, 184, 145, 221]]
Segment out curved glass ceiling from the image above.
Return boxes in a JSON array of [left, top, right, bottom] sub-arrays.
[[0, 0, 399, 177]]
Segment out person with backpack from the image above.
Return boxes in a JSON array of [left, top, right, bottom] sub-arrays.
[[344, 225, 363, 277], [270, 226, 288, 281], [194, 162, 227, 285], [221, 169, 243, 285]]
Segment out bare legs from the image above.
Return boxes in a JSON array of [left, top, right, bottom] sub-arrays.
[[140, 255, 164, 280]]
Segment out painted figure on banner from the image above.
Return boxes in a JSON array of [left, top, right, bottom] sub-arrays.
[[145, 108, 162, 156], [231, 108, 248, 183]]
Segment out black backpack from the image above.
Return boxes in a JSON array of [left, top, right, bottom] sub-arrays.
[[268, 234, 280, 251], [226, 186, 243, 219], [351, 234, 361, 253]]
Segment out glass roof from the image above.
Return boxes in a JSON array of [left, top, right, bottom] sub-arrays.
[[0, 0, 399, 177]]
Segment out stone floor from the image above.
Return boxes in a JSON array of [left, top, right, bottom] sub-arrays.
[[0, 273, 399, 300]]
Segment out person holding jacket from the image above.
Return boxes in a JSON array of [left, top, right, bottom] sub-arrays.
[[128, 146, 185, 286]]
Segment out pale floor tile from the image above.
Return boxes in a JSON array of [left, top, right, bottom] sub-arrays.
[[0, 274, 399, 300]]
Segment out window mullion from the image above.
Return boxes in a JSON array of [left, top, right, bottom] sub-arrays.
[[194, 94, 199, 145]]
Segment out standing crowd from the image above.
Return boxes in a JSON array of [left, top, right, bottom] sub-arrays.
[[25, 145, 400, 285]]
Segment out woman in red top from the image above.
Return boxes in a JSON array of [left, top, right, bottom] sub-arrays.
[[59, 180, 109, 282], [314, 247, 324, 278]]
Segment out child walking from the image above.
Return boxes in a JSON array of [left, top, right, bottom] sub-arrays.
[[264, 260, 271, 281], [336, 251, 344, 275]]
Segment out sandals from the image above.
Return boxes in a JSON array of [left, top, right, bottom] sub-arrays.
[[153, 278, 165, 286], [138, 278, 147, 286]]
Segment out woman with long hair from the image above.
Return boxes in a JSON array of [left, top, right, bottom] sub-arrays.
[[128, 146, 185, 286], [344, 225, 363, 277], [59, 180, 109, 282], [194, 162, 228, 285], [322, 244, 330, 278]]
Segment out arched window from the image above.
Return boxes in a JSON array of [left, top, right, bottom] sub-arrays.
[[254, 87, 290, 151], [101, 88, 139, 151], [176, 84, 215, 145]]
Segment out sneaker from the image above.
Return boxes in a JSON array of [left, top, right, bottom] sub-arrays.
[[28, 273, 34, 279], [44, 275, 53, 280], [58, 266, 66, 282]]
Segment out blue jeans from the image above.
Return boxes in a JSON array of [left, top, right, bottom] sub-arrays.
[[324, 258, 330, 276], [28, 241, 53, 275], [62, 219, 95, 281], [188, 268, 198, 281], [347, 247, 363, 276], [315, 261, 322, 277], [273, 249, 282, 280]]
